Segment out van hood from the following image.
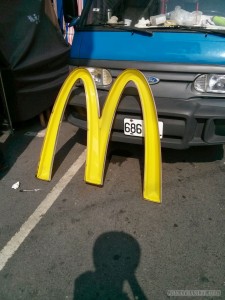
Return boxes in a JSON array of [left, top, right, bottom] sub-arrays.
[[71, 30, 225, 65]]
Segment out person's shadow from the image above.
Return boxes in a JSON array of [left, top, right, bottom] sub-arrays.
[[73, 231, 147, 300]]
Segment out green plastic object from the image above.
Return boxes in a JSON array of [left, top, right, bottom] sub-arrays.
[[212, 16, 225, 27]]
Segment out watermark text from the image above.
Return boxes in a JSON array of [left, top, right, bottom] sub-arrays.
[[167, 290, 221, 297]]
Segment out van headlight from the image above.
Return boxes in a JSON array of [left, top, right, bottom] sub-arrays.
[[74, 67, 112, 87], [194, 74, 225, 93], [87, 68, 112, 86]]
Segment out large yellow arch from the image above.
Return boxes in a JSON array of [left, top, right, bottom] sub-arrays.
[[36, 68, 162, 203], [36, 68, 98, 181]]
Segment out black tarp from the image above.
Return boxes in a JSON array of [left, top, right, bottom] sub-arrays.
[[0, 0, 70, 122]]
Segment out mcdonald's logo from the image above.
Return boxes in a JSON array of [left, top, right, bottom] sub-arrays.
[[36, 68, 162, 203]]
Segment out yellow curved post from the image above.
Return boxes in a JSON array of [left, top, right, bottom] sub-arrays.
[[85, 69, 161, 203], [36, 68, 98, 181]]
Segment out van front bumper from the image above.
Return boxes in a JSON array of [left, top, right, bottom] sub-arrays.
[[67, 88, 225, 149]]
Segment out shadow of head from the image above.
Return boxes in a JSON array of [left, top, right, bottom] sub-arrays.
[[74, 231, 145, 300], [93, 231, 140, 279]]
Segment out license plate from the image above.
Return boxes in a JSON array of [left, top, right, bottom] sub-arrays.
[[124, 118, 163, 139]]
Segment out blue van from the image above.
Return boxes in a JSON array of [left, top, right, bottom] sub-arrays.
[[63, 0, 225, 149]]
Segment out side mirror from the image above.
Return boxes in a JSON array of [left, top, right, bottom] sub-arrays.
[[62, 0, 78, 23]]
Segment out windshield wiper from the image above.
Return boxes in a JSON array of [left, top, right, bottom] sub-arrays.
[[81, 23, 153, 36], [129, 27, 153, 36], [156, 25, 225, 36]]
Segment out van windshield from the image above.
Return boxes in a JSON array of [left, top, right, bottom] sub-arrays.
[[81, 0, 225, 29]]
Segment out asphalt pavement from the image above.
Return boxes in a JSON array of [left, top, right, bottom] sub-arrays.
[[0, 117, 225, 300]]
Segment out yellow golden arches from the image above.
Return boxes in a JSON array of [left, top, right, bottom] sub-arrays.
[[36, 68, 162, 203]]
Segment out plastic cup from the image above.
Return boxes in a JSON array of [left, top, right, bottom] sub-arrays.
[[124, 19, 132, 26]]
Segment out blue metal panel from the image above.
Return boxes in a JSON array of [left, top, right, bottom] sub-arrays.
[[71, 31, 225, 65]]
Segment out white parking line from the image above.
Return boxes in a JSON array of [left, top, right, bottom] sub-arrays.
[[0, 149, 86, 271]]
